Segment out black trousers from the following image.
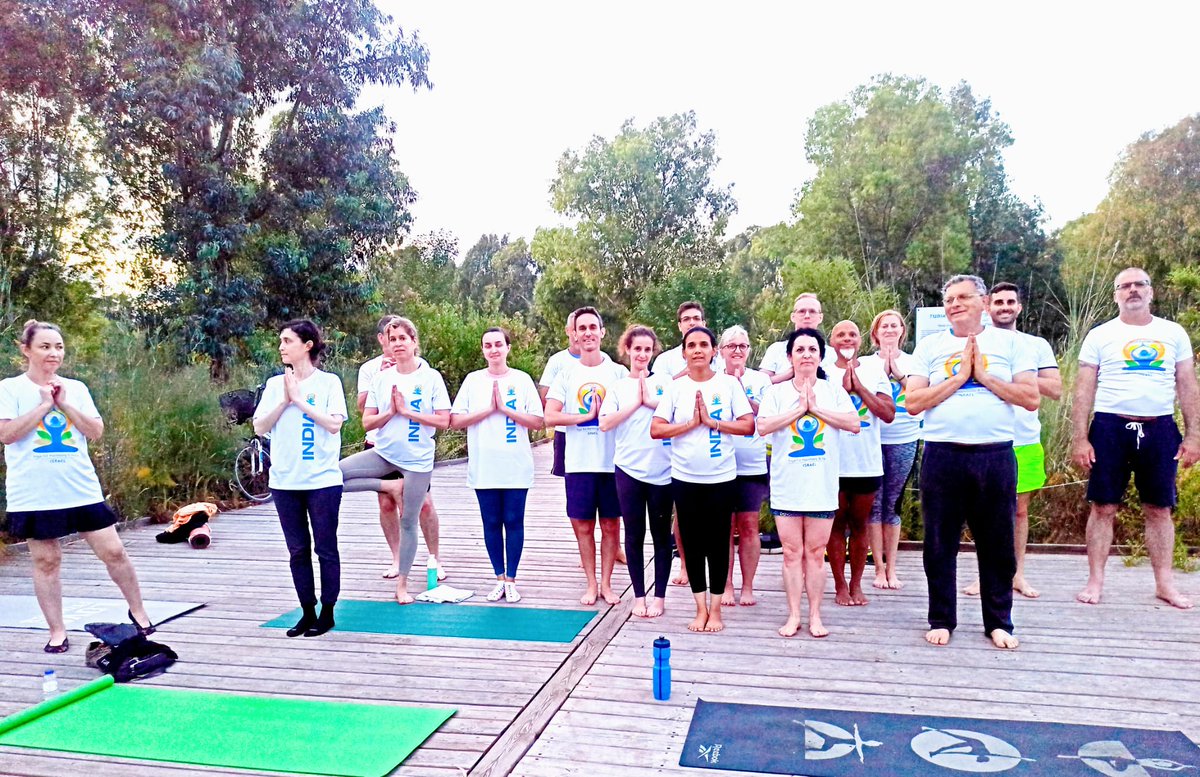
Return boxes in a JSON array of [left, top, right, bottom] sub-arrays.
[[920, 442, 1016, 635], [672, 478, 735, 596], [615, 467, 674, 598], [272, 485, 343, 607]]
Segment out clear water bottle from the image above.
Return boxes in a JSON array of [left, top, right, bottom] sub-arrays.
[[652, 636, 671, 701], [42, 669, 57, 698], [426, 557, 437, 591]]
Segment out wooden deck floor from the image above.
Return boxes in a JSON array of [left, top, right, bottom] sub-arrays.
[[2, 444, 1198, 776]]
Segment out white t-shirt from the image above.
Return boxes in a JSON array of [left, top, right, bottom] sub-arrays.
[[1011, 333, 1058, 446], [825, 360, 891, 477], [0, 374, 105, 511], [760, 379, 855, 512], [861, 353, 923, 445], [538, 349, 610, 432], [452, 369, 543, 489], [1079, 316, 1193, 418], [367, 363, 451, 472], [254, 370, 347, 490], [547, 359, 629, 473], [599, 373, 673, 485], [909, 327, 1036, 444], [728, 369, 771, 476], [759, 340, 837, 376], [651, 345, 724, 379], [357, 354, 427, 443], [653, 374, 753, 484]]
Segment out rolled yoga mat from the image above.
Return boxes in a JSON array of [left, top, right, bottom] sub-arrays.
[[263, 599, 597, 643], [0, 675, 453, 777]]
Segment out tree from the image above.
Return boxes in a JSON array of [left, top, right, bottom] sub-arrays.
[[548, 111, 736, 318]]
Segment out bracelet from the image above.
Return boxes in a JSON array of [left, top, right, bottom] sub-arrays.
[[716, 420, 721, 433]]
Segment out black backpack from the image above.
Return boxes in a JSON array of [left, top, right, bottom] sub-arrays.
[[96, 634, 178, 682]]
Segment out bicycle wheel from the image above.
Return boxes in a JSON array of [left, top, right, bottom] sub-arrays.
[[234, 442, 273, 502]]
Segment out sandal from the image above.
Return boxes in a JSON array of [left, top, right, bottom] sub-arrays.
[[485, 582, 505, 602], [129, 609, 156, 636], [44, 637, 69, 654], [504, 582, 521, 603]]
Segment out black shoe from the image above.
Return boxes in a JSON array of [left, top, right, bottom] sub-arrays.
[[304, 604, 335, 637], [44, 637, 69, 654], [129, 609, 155, 636], [287, 606, 317, 638]]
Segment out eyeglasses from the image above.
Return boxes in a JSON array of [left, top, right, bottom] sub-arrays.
[[942, 293, 981, 305], [721, 344, 750, 352], [1115, 280, 1152, 291]]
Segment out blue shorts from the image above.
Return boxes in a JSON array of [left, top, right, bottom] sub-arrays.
[[773, 509, 835, 520], [1087, 413, 1180, 508], [7, 501, 118, 540], [565, 472, 621, 520], [733, 474, 769, 513]]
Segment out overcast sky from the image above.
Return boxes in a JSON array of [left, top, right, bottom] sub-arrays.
[[368, 1, 1198, 257]]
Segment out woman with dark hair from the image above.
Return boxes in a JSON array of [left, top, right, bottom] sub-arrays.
[[651, 326, 754, 633], [253, 319, 348, 637], [450, 327, 544, 603], [0, 320, 154, 652], [599, 324, 673, 618], [757, 328, 861, 638]]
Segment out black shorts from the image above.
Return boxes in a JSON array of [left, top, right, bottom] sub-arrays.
[[840, 475, 883, 495], [551, 430, 566, 477], [733, 473, 769, 513], [1087, 412, 1180, 508], [7, 501, 118, 541], [565, 472, 621, 520]]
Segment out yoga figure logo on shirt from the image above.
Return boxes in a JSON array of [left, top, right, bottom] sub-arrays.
[[576, 382, 605, 427], [890, 378, 906, 410], [945, 352, 988, 389], [851, 394, 870, 428], [1122, 339, 1167, 371], [789, 415, 826, 458], [34, 410, 78, 454]]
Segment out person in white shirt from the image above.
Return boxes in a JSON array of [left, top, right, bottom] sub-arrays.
[[862, 309, 922, 591], [357, 314, 443, 582], [544, 307, 630, 606], [341, 317, 451, 605], [651, 326, 755, 633], [760, 293, 836, 383], [716, 325, 771, 607], [964, 283, 1061, 600], [450, 327, 544, 604], [906, 275, 1039, 650], [1072, 267, 1200, 610], [0, 320, 153, 653], [826, 320, 895, 608], [599, 325, 673, 618], [253, 320, 347, 637], [651, 301, 725, 379], [538, 311, 579, 479], [757, 328, 861, 639]]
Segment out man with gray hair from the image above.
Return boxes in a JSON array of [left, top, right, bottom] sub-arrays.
[[905, 274, 1039, 650]]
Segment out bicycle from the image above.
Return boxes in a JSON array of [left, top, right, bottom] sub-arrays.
[[218, 386, 273, 503]]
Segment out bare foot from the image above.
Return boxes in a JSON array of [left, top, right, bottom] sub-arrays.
[[873, 573, 888, 589], [834, 588, 853, 606], [778, 616, 801, 637], [1155, 587, 1194, 609], [739, 588, 756, 606], [382, 564, 399, 579], [632, 597, 648, 617], [925, 628, 951, 646], [687, 612, 708, 632], [809, 620, 829, 638], [850, 587, 869, 606], [395, 589, 414, 605], [600, 586, 620, 605], [1076, 581, 1103, 604], [964, 579, 981, 597], [703, 612, 724, 632], [647, 598, 665, 617], [671, 572, 689, 587], [887, 575, 904, 589], [720, 590, 736, 606], [1013, 577, 1040, 599], [580, 586, 598, 606], [990, 629, 1019, 649]]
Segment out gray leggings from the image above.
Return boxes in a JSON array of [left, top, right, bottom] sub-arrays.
[[339, 448, 432, 577]]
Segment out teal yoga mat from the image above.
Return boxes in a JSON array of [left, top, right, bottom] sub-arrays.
[[263, 600, 596, 643], [0, 675, 453, 777]]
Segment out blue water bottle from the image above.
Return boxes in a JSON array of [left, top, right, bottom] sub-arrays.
[[653, 636, 671, 700]]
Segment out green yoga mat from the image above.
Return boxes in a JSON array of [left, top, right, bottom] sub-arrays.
[[0, 675, 453, 777], [263, 600, 597, 643]]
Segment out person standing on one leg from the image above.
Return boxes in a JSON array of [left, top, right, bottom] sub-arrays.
[[600, 325, 674, 617], [357, 314, 443, 581], [1073, 267, 1199, 609], [862, 310, 922, 590], [651, 326, 755, 633], [906, 275, 1039, 650], [254, 320, 347, 637], [0, 320, 154, 653], [451, 328, 544, 603], [965, 283, 1061, 599], [544, 307, 629, 606], [826, 320, 895, 607]]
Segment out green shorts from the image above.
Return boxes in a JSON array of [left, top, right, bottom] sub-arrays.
[[1015, 442, 1046, 494]]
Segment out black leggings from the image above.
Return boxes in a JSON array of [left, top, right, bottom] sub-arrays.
[[614, 467, 674, 598], [671, 478, 735, 596], [272, 485, 343, 607]]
